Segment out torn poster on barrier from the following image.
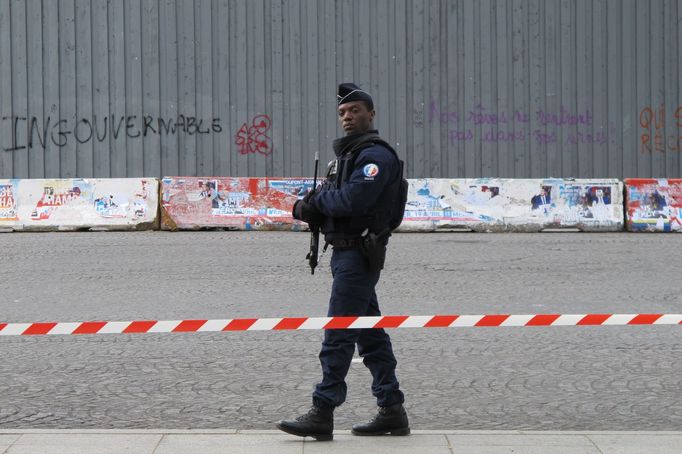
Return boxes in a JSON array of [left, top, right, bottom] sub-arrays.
[[0, 178, 158, 231], [30, 181, 91, 221], [0, 183, 18, 220], [161, 177, 316, 230], [398, 178, 623, 232], [626, 179, 682, 232]]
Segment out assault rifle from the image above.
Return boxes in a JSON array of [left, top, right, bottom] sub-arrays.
[[306, 152, 320, 274]]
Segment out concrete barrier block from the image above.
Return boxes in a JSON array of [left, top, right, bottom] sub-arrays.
[[160, 177, 313, 231], [397, 179, 623, 232], [625, 179, 682, 232], [399, 179, 506, 232], [0, 179, 158, 232], [501, 179, 623, 232]]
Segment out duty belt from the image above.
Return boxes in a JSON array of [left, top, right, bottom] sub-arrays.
[[327, 238, 362, 249]]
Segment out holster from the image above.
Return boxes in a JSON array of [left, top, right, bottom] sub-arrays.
[[360, 229, 391, 273]]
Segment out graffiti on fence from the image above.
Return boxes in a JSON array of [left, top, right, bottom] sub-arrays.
[[639, 104, 682, 153], [1, 115, 224, 152], [420, 101, 614, 148], [234, 115, 273, 156]]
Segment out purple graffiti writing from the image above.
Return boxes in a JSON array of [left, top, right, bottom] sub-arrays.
[[467, 105, 508, 125], [447, 129, 527, 144], [565, 131, 608, 146], [429, 101, 532, 126], [429, 100, 460, 124], [481, 129, 525, 143], [422, 100, 618, 148], [533, 129, 557, 145], [448, 129, 473, 143], [535, 106, 593, 127]]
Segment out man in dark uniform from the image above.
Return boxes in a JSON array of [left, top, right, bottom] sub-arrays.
[[277, 83, 409, 441]]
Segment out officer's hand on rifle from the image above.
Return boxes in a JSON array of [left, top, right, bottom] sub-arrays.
[[302, 190, 316, 203], [292, 199, 324, 227]]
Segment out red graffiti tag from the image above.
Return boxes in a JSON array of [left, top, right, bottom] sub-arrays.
[[235, 114, 273, 156]]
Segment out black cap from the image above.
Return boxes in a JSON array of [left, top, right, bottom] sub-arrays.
[[337, 83, 373, 110]]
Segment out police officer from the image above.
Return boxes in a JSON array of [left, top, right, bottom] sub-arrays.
[[277, 83, 409, 441]]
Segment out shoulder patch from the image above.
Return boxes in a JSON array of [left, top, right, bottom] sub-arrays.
[[363, 163, 380, 178]]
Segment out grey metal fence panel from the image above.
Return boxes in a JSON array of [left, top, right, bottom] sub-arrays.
[[26, 0, 43, 178], [141, 0, 161, 178], [0, 0, 11, 178], [0, 0, 680, 179], [108, 0, 126, 178], [91, 0, 110, 178], [11, 0, 28, 178]]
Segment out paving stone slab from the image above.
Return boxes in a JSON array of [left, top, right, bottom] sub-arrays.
[[301, 434, 451, 454], [446, 434, 601, 454], [588, 434, 682, 454], [154, 434, 302, 454], [0, 435, 20, 453], [4, 434, 162, 454]]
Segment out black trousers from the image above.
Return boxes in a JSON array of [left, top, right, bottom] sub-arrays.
[[312, 248, 405, 409]]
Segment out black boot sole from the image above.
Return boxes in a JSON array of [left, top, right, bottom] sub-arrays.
[[351, 427, 411, 436], [276, 423, 334, 441]]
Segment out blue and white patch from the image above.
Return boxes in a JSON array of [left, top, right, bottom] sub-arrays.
[[362, 163, 380, 179]]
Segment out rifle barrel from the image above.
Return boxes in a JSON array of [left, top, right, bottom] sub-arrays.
[[308, 152, 320, 274]]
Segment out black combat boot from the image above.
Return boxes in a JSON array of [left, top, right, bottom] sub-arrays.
[[276, 405, 334, 441], [351, 403, 410, 436]]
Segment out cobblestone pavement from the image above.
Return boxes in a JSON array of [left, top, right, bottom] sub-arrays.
[[1, 232, 681, 430]]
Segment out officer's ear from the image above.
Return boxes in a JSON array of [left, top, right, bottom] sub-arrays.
[[368, 108, 375, 123], [361, 101, 375, 121]]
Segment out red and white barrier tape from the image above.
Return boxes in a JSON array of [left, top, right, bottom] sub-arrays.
[[0, 314, 681, 336]]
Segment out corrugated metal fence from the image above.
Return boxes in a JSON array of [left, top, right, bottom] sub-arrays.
[[0, 0, 680, 179]]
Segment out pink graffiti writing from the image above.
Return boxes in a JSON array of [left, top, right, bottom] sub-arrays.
[[639, 104, 682, 153], [235, 114, 273, 156]]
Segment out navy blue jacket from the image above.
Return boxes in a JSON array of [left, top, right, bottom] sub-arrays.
[[310, 141, 400, 241]]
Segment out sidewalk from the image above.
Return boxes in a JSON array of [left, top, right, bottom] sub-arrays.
[[1, 430, 681, 454]]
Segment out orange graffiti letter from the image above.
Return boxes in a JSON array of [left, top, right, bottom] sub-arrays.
[[639, 107, 652, 129], [641, 134, 651, 153], [655, 132, 665, 152]]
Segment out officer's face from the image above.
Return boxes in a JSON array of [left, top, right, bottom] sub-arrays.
[[338, 101, 375, 135]]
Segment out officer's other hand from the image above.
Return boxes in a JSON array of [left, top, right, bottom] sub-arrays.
[[292, 200, 324, 227], [303, 189, 315, 203]]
